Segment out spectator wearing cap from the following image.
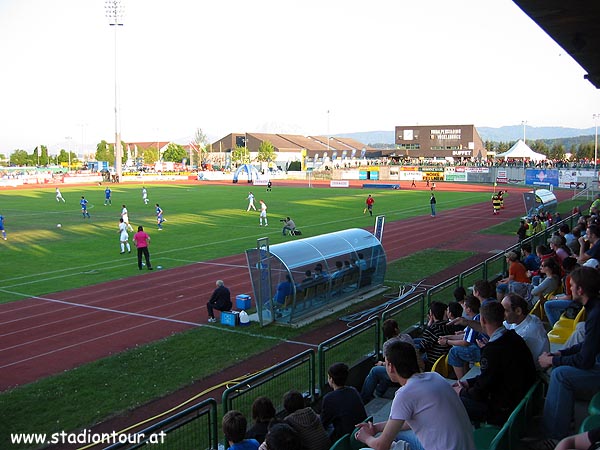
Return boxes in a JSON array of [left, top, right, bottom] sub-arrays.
[[496, 251, 530, 301]]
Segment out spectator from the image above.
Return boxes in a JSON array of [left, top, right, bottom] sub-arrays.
[[246, 396, 276, 444], [559, 223, 576, 247], [569, 226, 582, 255], [516, 219, 528, 242], [444, 279, 496, 380], [206, 280, 232, 323], [419, 301, 454, 370], [360, 328, 414, 403], [578, 224, 600, 265], [549, 234, 571, 264], [544, 257, 580, 326], [554, 427, 600, 450], [447, 301, 465, 326], [222, 410, 260, 450], [320, 362, 367, 442], [530, 258, 562, 304], [501, 293, 549, 369], [261, 423, 301, 450], [496, 251, 530, 300], [453, 286, 467, 303], [355, 340, 475, 450], [521, 243, 541, 272], [455, 301, 536, 426], [530, 244, 557, 284], [536, 267, 600, 445], [283, 390, 330, 450]]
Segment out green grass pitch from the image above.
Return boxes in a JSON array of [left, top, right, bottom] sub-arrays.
[[0, 183, 492, 304]]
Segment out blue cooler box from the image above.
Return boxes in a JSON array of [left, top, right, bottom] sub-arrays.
[[236, 294, 252, 310], [221, 311, 239, 327]]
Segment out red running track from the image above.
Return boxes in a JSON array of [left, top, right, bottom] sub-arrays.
[[0, 184, 573, 391]]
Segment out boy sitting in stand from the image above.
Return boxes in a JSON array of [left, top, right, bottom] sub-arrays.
[[222, 410, 260, 450]]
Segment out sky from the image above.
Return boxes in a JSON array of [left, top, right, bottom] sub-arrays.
[[0, 0, 598, 156]]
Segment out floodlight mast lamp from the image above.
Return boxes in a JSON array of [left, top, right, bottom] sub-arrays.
[[105, 0, 124, 181]]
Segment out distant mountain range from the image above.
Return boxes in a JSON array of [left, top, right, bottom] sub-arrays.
[[335, 126, 596, 146]]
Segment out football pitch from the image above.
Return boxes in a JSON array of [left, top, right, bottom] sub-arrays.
[[0, 183, 492, 304]]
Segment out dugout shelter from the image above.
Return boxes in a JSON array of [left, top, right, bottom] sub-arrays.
[[523, 188, 557, 218], [245, 228, 386, 326]]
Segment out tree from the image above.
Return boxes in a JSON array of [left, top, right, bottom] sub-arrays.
[[257, 141, 276, 163], [192, 128, 209, 165], [162, 143, 187, 162], [140, 146, 159, 165], [549, 143, 565, 160], [95, 140, 113, 162], [94, 140, 126, 165], [40, 145, 50, 165], [10, 149, 29, 166], [231, 145, 250, 165], [575, 143, 593, 160]]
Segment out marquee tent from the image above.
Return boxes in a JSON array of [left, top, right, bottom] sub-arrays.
[[495, 140, 547, 161]]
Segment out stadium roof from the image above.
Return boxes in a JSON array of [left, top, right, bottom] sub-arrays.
[[512, 0, 600, 88]]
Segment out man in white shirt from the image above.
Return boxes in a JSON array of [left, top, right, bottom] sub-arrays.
[[355, 340, 475, 450], [501, 293, 550, 369]]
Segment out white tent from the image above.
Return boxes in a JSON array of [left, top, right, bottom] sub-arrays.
[[495, 140, 547, 161]]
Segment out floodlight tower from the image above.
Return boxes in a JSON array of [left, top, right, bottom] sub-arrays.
[[105, 0, 124, 180]]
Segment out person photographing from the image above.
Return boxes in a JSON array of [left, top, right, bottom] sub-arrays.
[[281, 217, 296, 236]]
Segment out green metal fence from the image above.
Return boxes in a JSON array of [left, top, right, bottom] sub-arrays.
[[316, 317, 380, 394], [104, 399, 218, 450], [382, 293, 427, 330], [222, 349, 315, 423], [426, 276, 460, 309]]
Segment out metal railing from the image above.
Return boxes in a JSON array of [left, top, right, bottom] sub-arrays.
[[317, 317, 380, 394], [104, 399, 218, 450], [222, 350, 315, 423]]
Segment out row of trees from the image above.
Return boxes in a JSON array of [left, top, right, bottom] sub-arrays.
[[0, 128, 214, 168], [1, 146, 78, 167]]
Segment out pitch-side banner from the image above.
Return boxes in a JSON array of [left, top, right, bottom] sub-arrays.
[[525, 169, 559, 187]]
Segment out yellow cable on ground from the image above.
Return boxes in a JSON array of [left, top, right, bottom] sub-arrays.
[[77, 369, 265, 450]]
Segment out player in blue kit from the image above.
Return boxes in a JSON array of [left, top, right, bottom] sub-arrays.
[[80, 196, 91, 218], [104, 187, 112, 206], [156, 203, 165, 230], [0, 214, 7, 240]]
